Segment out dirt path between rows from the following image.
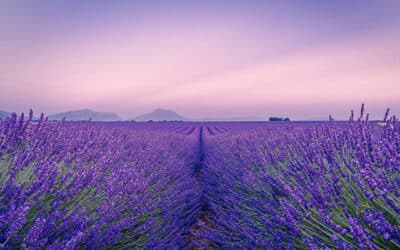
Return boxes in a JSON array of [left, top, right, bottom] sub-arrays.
[[186, 127, 216, 249]]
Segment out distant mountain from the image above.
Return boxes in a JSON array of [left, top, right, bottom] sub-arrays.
[[0, 110, 10, 119], [134, 108, 187, 121], [48, 109, 121, 121]]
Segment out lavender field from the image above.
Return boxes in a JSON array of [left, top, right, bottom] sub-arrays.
[[0, 108, 399, 249]]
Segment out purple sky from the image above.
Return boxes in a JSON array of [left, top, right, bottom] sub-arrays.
[[1, 1, 399, 120]]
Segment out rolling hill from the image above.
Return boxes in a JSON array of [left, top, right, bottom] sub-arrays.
[[48, 109, 121, 121], [134, 108, 187, 121], [0, 110, 10, 119]]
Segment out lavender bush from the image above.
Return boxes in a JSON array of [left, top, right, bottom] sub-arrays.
[[0, 106, 399, 249], [0, 113, 200, 248], [198, 108, 399, 249]]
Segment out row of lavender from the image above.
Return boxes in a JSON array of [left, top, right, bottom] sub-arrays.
[[1, 109, 399, 249], [198, 110, 400, 249], [0, 112, 202, 248]]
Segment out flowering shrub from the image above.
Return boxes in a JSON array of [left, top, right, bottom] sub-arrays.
[[0, 113, 200, 248], [199, 107, 399, 249], [0, 106, 399, 249]]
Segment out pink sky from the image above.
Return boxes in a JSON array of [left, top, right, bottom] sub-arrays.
[[1, 1, 399, 120]]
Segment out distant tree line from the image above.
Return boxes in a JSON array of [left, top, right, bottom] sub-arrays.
[[269, 117, 290, 122]]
